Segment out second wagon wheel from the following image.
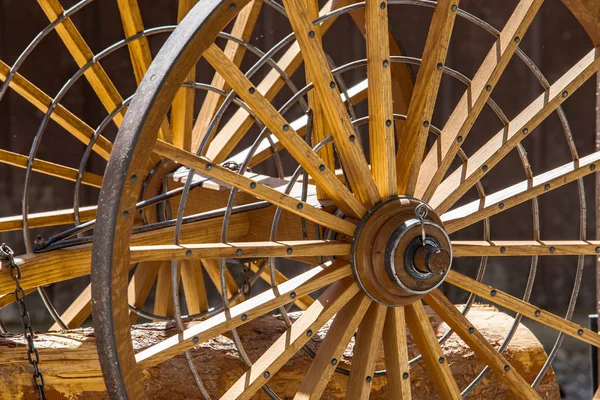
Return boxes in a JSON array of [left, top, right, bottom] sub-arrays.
[[92, 0, 600, 399]]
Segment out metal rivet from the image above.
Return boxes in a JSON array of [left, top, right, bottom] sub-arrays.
[[282, 124, 289, 132], [437, 63, 443, 70], [562, 90, 568, 98], [286, 247, 293, 255], [500, 246, 506, 254], [150, 74, 156, 81], [123, 210, 129, 218], [544, 184, 551, 190], [523, 128, 529, 135], [366, 376, 373, 383], [349, 135, 356, 142], [297, 203, 304, 210], [383, 60, 389, 67], [457, 136, 463, 143], [590, 164, 596, 171], [439, 357, 445, 364], [241, 314, 247, 321], [264, 371, 270, 378], [331, 358, 338, 365], [451, 4, 457, 11], [229, 3, 236, 11], [402, 372, 409, 380], [386, 119, 392, 127], [549, 246, 556, 254], [130, 174, 138, 183], [504, 365, 510, 372], [379, 1, 385, 9], [319, 164, 326, 171], [535, 310, 541, 317], [306, 329, 313, 337], [308, 30, 315, 38], [578, 329, 584, 335], [482, 165, 488, 172], [250, 182, 257, 189], [486, 85, 492, 92], [490, 289, 497, 297], [595, 247, 600, 253], [206, 163, 213, 171], [193, 336, 199, 344], [514, 36, 521, 44], [329, 81, 336, 89], [249, 87, 255, 94], [468, 327, 475, 334], [186, 250, 192, 257], [423, 121, 430, 128], [290, 291, 297, 299], [236, 249, 243, 256], [498, 202, 504, 209]]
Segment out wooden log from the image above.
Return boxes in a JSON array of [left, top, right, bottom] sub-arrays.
[[0, 305, 559, 399]]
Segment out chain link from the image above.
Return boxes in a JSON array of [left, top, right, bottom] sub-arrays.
[[0, 243, 47, 400]]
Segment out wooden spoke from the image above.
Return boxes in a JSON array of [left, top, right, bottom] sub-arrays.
[[396, 0, 458, 195], [181, 260, 209, 314], [346, 303, 387, 399], [153, 140, 357, 235], [365, 0, 396, 198], [445, 270, 600, 347], [0, 213, 249, 296], [415, 0, 543, 201], [128, 262, 161, 323], [135, 260, 352, 369], [0, 148, 103, 188], [202, 44, 366, 218], [442, 150, 600, 233], [0, 60, 112, 160], [38, 0, 126, 126], [201, 258, 241, 306], [0, 205, 96, 233], [229, 77, 370, 169], [283, 0, 381, 208], [204, 0, 338, 162], [116, 0, 172, 143], [250, 259, 314, 310], [382, 307, 412, 399], [222, 278, 359, 399], [294, 293, 371, 400], [50, 284, 92, 330], [405, 301, 461, 399], [129, 240, 350, 264], [154, 262, 175, 317], [424, 290, 541, 399], [171, 0, 198, 150], [452, 240, 600, 257], [191, 0, 262, 152], [431, 47, 600, 213]]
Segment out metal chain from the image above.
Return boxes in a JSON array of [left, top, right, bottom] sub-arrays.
[[242, 262, 252, 299], [0, 243, 47, 399]]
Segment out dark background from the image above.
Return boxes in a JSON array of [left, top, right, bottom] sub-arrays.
[[0, 0, 598, 398]]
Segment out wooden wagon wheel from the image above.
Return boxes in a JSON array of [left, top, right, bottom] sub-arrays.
[[83, 0, 600, 398], [0, 0, 288, 332]]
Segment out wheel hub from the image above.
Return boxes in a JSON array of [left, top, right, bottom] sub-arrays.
[[351, 197, 452, 306]]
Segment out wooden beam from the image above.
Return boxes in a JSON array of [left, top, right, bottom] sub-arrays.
[[49, 284, 91, 330], [181, 259, 209, 315], [0, 205, 96, 233], [396, 0, 458, 195], [250, 259, 314, 310], [128, 262, 161, 323], [452, 240, 600, 257]]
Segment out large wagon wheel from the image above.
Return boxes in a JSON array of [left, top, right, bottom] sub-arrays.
[[87, 0, 600, 398], [0, 0, 285, 332]]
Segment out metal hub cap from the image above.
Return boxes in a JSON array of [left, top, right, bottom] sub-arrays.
[[351, 197, 452, 306]]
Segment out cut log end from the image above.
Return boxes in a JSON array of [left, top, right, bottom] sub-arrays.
[[0, 304, 559, 399]]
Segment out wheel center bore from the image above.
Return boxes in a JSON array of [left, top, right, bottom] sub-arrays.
[[351, 197, 452, 306]]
